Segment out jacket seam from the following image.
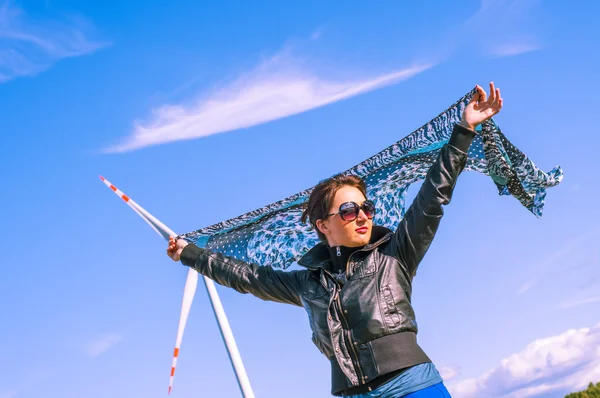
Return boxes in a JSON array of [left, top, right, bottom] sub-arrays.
[[377, 278, 389, 335], [367, 341, 379, 375], [204, 251, 253, 280]]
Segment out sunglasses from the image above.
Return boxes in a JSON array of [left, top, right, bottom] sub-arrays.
[[325, 200, 376, 221]]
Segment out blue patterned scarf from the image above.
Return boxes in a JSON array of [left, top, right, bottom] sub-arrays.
[[179, 89, 563, 269]]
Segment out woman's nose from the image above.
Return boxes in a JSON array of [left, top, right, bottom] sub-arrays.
[[356, 209, 368, 222]]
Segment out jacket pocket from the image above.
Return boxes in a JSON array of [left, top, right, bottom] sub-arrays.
[[381, 285, 401, 328], [351, 255, 377, 279], [306, 282, 329, 300], [303, 282, 330, 331]]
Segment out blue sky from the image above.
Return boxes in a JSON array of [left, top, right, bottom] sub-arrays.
[[0, 0, 599, 397]]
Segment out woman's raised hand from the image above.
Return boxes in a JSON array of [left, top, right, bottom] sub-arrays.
[[460, 82, 503, 131], [167, 236, 189, 262]]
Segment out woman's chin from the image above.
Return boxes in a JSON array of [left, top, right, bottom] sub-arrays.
[[351, 235, 371, 247]]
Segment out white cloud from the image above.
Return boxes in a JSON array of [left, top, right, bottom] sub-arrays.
[[520, 226, 600, 279], [466, 0, 544, 59], [310, 29, 323, 40], [517, 280, 535, 294], [490, 40, 542, 58], [83, 333, 124, 358], [448, 323, 600, 398], [103, 0, 548, 153], [439, 365, 461, 381], [559, 296, 600, 310], [106, 50, 434, 153], [0, 0, 106, 82]]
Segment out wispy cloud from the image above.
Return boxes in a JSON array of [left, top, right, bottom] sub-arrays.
[[310, 29, 323, 41], [512, 227, 600, 317], [448, 323, 600, 398], [82, 333, 124, 358], [104, 0, 545, 153], [0, 0, 107, 82], [559, 296, 600, 310], [490, 39, 542, 58], [517, 280, 535, 294], [466, 0, 544, 59], [106, 50, 434, 153], [439, 365, 461, 381], [0, 365, 58, 398], [519, 226, 600, 280]]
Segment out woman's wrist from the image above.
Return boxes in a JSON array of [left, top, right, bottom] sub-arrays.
[[458, 119, 477, 131]]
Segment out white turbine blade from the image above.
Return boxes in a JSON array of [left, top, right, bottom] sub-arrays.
[[169, 268, 198, 394], [99, 176, 198, 395], [99, 176, 176, 240]]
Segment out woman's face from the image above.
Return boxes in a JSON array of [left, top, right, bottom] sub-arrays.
[[316, 185, 373, 248]]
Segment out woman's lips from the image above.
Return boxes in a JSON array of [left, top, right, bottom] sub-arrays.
[[355, 227, 368, 234]]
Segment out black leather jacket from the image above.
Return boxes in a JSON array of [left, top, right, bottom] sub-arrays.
[[180, 124, 476, 396]]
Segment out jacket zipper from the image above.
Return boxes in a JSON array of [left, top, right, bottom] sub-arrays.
[[335, 290, 363, 383], [338, 253, 364, 383], [321, 262, 364, 384]]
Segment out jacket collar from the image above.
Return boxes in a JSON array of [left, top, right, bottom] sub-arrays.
[[298, 225, 393, 270]]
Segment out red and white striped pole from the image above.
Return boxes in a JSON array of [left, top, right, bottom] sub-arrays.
[[99, 176, 254, 397]]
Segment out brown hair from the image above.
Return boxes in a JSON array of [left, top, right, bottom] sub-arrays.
[[301, 174, 367, 242]]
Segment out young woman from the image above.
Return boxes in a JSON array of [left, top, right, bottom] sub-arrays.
[[167, 83, 503, 397]]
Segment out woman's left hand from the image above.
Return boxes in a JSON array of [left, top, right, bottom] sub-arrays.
[[167, 236, 189, 262], [460, 82, 503, 131]]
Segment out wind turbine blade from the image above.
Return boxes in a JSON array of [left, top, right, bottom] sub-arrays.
[[99, 176, 176, 239], [99, 176, 197, 395], [169, 268, 198, 394]]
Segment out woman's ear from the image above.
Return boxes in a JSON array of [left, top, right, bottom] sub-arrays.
[[315, 219, 329, 237]]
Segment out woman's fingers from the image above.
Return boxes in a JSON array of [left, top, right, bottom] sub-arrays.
[[470, 85, 482, 104], [167, 236, 177, 257], [488, 82, 496, 104], [496, 88, 502, 109], [479, 85, 488, 103]]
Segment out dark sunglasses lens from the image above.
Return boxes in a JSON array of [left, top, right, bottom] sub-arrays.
[[339, 202, 359, 221], [362, 201, 376, 218]]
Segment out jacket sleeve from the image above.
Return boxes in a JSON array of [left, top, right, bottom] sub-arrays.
[[179, 243, 306, 307], [393, 123, 476, 276]]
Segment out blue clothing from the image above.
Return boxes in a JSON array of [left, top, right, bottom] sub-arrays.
[[403, 383, 451, 398], [180, 90, 562, 269], [343, 363, 450, 398]]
